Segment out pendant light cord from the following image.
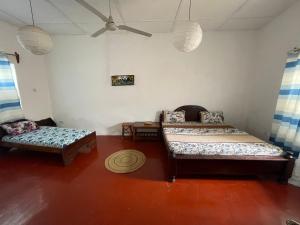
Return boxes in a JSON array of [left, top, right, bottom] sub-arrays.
[[189, 0, 191, 21], [171, 0, 183, 31], [172, 0, 192, 30], [29, 0, 35, 26], [109, 0, 112, 16]]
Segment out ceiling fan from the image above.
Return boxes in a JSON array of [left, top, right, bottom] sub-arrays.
[[75, 0, 152, 37]]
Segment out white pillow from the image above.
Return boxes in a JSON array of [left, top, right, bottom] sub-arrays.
[[200, 111, 224, 124]]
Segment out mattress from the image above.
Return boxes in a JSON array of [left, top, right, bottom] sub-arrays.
[[162, 122, 231, 128], [163, 124, 283, 156], [1, 126, 93, 149]]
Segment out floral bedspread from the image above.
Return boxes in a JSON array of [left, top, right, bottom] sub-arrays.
[[2, 126, 93, 149], [163, 127, 283, 156]]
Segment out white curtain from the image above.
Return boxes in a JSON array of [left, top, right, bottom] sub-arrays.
[[0, 55, 24, 123], [270, 50, 300, 186]]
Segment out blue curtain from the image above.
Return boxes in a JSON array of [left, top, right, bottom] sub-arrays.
[[0, 55, 24, 123], [270, 51, 300, 157]]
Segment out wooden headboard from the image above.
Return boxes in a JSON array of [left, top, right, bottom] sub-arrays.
[[160, 105, 208, 122]]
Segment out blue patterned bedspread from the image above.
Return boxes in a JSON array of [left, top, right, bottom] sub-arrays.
[[1, 126, 93, 149]]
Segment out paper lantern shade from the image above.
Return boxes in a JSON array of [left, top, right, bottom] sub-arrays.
[[16, 25, 53, 55], [173, 22, 203, 53]]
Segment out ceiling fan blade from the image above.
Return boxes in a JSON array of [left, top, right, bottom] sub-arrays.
[[91, 27, 108, 37], [75, 0, 108, 22], [117, 25, 152, 37]]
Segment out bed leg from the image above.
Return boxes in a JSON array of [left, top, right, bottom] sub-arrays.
[[172, 176, 176, 182], [168, 153, 177, 182], [168, 175, 176, 182], [278, 158, 295, 184]]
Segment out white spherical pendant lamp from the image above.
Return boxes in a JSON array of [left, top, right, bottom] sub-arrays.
[[173, 21, 202, 53], [172, 0, 203, 53], [16, 0, 53, 55], [17, 25, 53, 55]]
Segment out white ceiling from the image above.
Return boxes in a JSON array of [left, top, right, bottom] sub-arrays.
[[0, 0, 298, 35]]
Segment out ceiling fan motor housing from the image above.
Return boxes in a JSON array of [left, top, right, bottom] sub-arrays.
[[106, 16, 117, 31], [106, 22, 117, 31]]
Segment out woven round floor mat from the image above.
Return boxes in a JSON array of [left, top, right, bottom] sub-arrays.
[[105, 149, 146, 173]]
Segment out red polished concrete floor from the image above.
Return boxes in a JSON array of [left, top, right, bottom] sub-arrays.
[[0, 136, 300, 225]]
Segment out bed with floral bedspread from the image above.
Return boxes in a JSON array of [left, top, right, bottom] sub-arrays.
[[160, 105, 295, 183], [0, 126, 96, 165], [2, 126, 93, 148], [163, 125, 283, 156]]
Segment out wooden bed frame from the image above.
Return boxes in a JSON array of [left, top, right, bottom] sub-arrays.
[[160, 105, 295, 183], [0, 132, 97, 165]]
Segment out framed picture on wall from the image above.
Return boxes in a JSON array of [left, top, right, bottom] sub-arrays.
[[111, 75, 134, 86]]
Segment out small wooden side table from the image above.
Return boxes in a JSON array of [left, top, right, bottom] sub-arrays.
[[132, 122, 161, 141], [122, 122, 133, 136]]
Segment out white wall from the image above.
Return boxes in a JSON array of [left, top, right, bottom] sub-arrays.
[[46, 31, 257, 134], [247, 1, 300, 140], [0, 0, 297, 138], [243, 1, 300, 186], [0, 21, 52, 120]]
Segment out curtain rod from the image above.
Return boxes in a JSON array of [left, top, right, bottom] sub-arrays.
[[0, 51, 20, 63]]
